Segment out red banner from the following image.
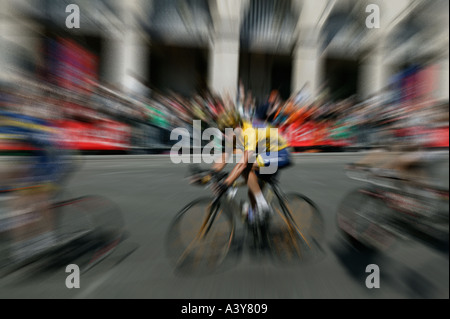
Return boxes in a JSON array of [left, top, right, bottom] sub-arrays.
[[427, 127, 449, 148], [55, 120, 131, 150], [48, 37, 98, 94], [1, 120, 131, 151], [395, 126, 449, 148], [280, 122, 317, 147], [280, 121, 352, 148]]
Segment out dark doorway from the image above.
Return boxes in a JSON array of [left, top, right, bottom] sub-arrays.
[[149, 44, 208, 97], [271, 55, 292, 101], [239, 51, 292, 103], [324, 57, 359, 101]]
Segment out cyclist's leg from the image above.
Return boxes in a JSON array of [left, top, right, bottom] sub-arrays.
[[31, 146, 70, 235], [8, 161, 58, 260], [246, 157, 274, 217], [252, 148, 292, 208], [8, 187, 42, 261], [242, 162, 259, 211], [6, 161, 37, 242]]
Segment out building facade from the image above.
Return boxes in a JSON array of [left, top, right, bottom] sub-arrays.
[[1, 0, 448, 103]]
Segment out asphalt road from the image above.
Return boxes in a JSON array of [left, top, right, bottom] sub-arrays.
[[0, 152, 448, 299]]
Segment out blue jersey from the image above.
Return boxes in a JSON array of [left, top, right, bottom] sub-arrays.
[[0, 110, 66, 185]]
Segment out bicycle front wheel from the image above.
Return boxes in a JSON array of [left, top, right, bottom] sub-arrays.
[[50, 195, 126, 271], [336, 188, 396, 252], [166, 197, 235, 275], [0, 195, 125, 275], [269, 193, 325, 264]]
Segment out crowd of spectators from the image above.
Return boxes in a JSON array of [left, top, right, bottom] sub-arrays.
[[1, 72, 448, 152]]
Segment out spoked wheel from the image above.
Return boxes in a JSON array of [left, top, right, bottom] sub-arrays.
[[246, 214, 271, 255], [166, 197, 235, 276], [48, 195, 126, 272], [336, 188, 396, 252], [268, 193, 325, 265], [0, 195, 125, 277]]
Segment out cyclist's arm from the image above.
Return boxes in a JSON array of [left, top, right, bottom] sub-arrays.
[[223, 150, 253, 186], [212, 131, 238, 172], [212, 152, 229, 172]]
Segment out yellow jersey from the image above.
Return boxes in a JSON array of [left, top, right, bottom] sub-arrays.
[[232, 120, 288, 153]]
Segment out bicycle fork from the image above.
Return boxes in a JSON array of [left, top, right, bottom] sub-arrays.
[[175, 199, 224, 267], [272, 186, 312, 254]]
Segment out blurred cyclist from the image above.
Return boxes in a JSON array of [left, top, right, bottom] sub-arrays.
[[351, 112, 441, 188], [206, 99, 291, 223], [0, 107, 68, 262]]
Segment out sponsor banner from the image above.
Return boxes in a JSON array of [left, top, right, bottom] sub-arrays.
[[47, 37, 98, 93], [427, 126, 449, 148], [0, 120, 131, 151], [280, 121, 354, 148], [395, 126, 449, 148], [54, 120, 131, 150], [280, 122, 317, 147]]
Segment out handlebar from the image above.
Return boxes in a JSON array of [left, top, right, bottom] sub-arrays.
[[188, 165, 250, 203], [188, 165, 227, 186]]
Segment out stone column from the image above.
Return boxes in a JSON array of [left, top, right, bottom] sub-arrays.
[[435, 55, 449, 101], [0, 0, 43, 81], [208, 37, 240, 99], [291, 0, 330, 100], [358, 40, 392, 99], [208, 0, 248, 100], [292, 44, 322, 101], [357, 0, 415, 99], [102, 0, 150, 95]]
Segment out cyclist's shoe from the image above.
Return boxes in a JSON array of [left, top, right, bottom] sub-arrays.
[[256, 205, 273, 226], [241, 202, 249, 222], [246, 206, 257, 226]]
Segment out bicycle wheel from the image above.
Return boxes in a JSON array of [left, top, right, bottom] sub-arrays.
[[336, 188, 396, 252], [49, 195, 126, 271], [0, 194, 16, 271], [268, 192, 325, 265], [0, 195, 125, 275], [166, 197, 235, 275]]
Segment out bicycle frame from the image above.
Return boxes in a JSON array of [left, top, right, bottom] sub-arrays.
[[198, 195, 224, 239], [223, 177, 314, 252], [168, 167, 325, 273], [173, 193, 235, 267]]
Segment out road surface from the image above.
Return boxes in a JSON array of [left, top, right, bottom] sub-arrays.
[[0, 152, 448, 299]]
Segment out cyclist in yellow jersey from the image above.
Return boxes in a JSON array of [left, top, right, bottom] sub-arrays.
[[211, 109, 291, 222], [239, 119, 290, 169]]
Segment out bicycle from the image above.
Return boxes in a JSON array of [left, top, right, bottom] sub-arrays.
[[337, 164, 449, 253], [166, 166, 325, 275], [0, 190, 126, 278], [0, 140, 128, 278]]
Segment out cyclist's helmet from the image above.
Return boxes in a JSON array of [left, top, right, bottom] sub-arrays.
[[216, 107, 242, 132]]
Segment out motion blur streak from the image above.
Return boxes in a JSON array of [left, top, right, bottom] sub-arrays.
[[0, 0, 448, 298]]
